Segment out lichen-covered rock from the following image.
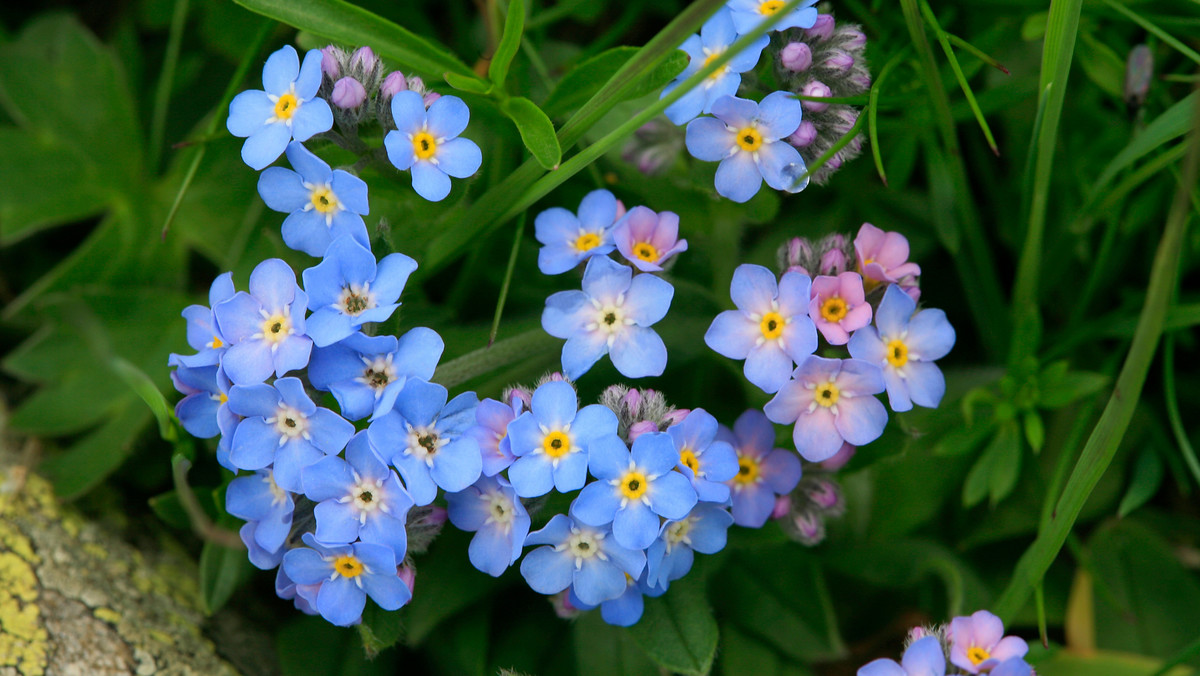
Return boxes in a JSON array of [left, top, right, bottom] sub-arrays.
[[0, 455, 268, 676]]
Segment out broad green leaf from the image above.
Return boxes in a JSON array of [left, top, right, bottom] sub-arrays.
[[358, 604, 405, 659], [627, 573, 719, 676], [501, 96, 561, 168], [444, 71, 494, 95], [1040, 371, 1110, 408], [488, 0, 524, 87], [0, 128, 112, 244], [198, 527, 255, 615], [230, 0, 478, 80], [542, 47, 689, 118], [149, 488, 219, 530], [573, 612, 659, 676], [37, 403, 151, 499], [1117, 448, 1163, 517], [402, 529, 502, 645], [963, 419, 1021, 507], [111, 357, 175, 440], [8, 371, 129, 436]]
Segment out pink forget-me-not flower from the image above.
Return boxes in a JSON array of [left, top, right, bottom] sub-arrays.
[[705, 264, 817, 394], [685, 93, 808, 203], [764, 356, 887, 463], [809, 271, 872, 345], [660, 7, 770, 125], [612, 206, 688, 272], [947, 610, 1030, 674], [384, 91, 482, 202], [854, 223, 922, 299], [227, 45, 333, 170]]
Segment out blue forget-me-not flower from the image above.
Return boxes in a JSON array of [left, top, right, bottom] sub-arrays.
[[660, 8, 769, 125], [227, 45, 333, 170], [726, 0, 820, 35], [282, 533, 412, 627], [301, 236, 417, 347], [308, 328, 443, 421], [534, 189, 622, 275], [445, 475, 531, 577], [384, 92, 482, 202], [666, 408, 739, 503], [213, 258, 312, 386], [258, 142, 370, 257], [520, 514, 646, 607]]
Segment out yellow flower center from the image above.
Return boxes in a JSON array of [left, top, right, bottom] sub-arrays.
[[633, 242, 659, 262], [967, 646, 990, 666], [886, 339, 909, 368], [310, 186, 338, 214], [412, 131, 438, 160], [274, 92, 298, 120], [760, 0, 785, 15], [619, 470, 649, 500], [209, 335, 224, 349], [574, 232, 601, 252], [679, 448, 700, 474], [259, 312, 291, 344], [820, 297, 848, 323], [333, 554, 364, 579], [218, 392, 229, 405], [542, 431, 571, 458], [735, 127, 763, 152], [702, 51, 726, 80], [760, 311, 785, 340], [814, 381, 840, 408], [734, 455, 759, 484]]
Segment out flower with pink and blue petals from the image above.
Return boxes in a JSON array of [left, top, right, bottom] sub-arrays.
[[854, 223, 922, 299], [384, 92, 482, 202], [445, 475, 530, 577], [308, 327, 443, 421], [574, 432, 698, 551], [301, 432, 414, 558], [173, 273, 235, 368], [367, 379, 481, 506], [666, 408, 739, 503], [720, 410, 802, 527], [612, 206, 688, 272], [213, 258, 312, 386], [302, 236, 417, 347], [520, 514, 646, 606], [810, 272, 872, 345], [857, 635, 946, 676], [947, 610, 1030, 675], [727, 0, 820, 34], [282, 533, 411, 627], [227, 470, 293, 569], [535, 189, 622, 275], [227, 45, 332, 170], [705, 264, 817, 394], [660, 7, 770, 125], [848, 285, 955, 412], [468, 395, 522, 476], [645, 502, 733, 590], [506, 380, 620, 497], [170, 364, 235, 440], [258, 142, 370, 257], [542, 255, 674, 380], [568, 569, 666, 627], [764, 356, 888, 463], [685, 93, 808, 202], [226, 376, 355, 492]]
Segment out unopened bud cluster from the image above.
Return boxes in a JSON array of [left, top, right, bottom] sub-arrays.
[[600, 384, 689, 443], [319, 45, 442, 130], [773, 14, 871, 184]]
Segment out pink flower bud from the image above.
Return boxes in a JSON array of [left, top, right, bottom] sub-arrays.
[[841, 27, 867, 50], [780, 42, 813, 72], [849, 73, 872, 91], [818, 442, 856, 471], [806, 14, 835, 41], [823, 49, 854, 73], [551, 590, 585, 618], [622, 389, 643, 414], [800, 81, 832, 112], [331, 77, 367, 109], [615, 199, 628, 220], [398, 565, 417, 594], [824, 233, 847, 249], [771, 494, 792, 519], [820, 248, 847, 275], [321, 46, 343, 79], [427, 505, 448, 526], [807, 479, 841, 511], [907, 626, 929, 642], [507, 387, 533, 412], [545, 372, 568, 382], [787, 120, 818, 147], [628, 420, 657, 442], [662, 408, 690, 427], [788, 265, 811, 276], [350, 46, 378, 73], [407, 75, 427, 94], [380, 71, 408, 98], [793, 511, 825, 544], [825, 153, 843, 171], [422, 92, 442, 107]]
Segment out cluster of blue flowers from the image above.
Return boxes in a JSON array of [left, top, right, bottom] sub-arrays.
[[859, 610, 1034, 676], [649, 2, 870, 199]]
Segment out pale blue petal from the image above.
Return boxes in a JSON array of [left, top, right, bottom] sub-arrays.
[[508, 455, 554, 498], [904, 361, 946, 409], [701, 7, 737, 49], [577, 190, 618, 230], [290, 100, 333, 142], [541, 290, 589, 338], [241, 123, 291, 170], [758, 141, 808, 193], [744, 342, 793, 394], [521, 547, 574, 595], [436, 137, 482, 178], [684, 117, 735, 161], [383, 129, 415, 171], [426, 94, 471, 139], [561, 331, 609, 380], [648, 472, 697, 520], [257, 167, 309, 213], [295, 48, 324, 99], [613, 502, 660, 551], [317, 576, 366, 626], [624, 273, 674, 325], [715, 151, 762, 203], [875, 285, 917, 337], [227, 90, 274, 137], [901, 636, 946, 676], [761, 448, 802, 494], [756, 91, 803, 140], [552, 451, 589, 493], [571, 405, 618, 447], [572, 481, 621, 526], [857, 659, 907, 676], [221, 340, 273, 386], [726, 34, 770, 72], [284, 141, 332, 184], [704, 310, 758, 360], [574, 558, 627, 606], [429, 437, 483, 493], [396, 379, 448, 427], [907, 309, 956, 361], [282, 547, 330, 585], [281, 210, 332, 257], [791, 409, 842, 462], [412, 162, 451, 202], [468, 525, 516, 577], [581, 255, 632, 300], [531, 381, 578, 428], [834, 395, 887, 447], [884, 369, 913, 412], [711, 95, 758, 128], [665, 84, 707, 126], [229, 419, 277, 469], [390, 91, 427, 135], [262, 45, 299, 95], [314, 500, 360, 543], [301, 455, 354, 501], [610, 327, 667, 378]]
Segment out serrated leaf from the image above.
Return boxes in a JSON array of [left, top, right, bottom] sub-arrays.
[[542, 47, 689, 118], [1117, 448, 1163, 517], [230, 0, 477, 79], [627, 573, 718, 676], [1040, 371, 1110, 408], [444, 71, 494, 95], [488, 0, 524, 87], [500, 96, 561, 169]]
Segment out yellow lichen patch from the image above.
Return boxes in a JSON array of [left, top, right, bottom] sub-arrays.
[[94, 607, 122, 625], [0, 551, 48, 676], [149, 629, 175, 645], [82, 542, 108, 560], [0, 521, 39, 563]]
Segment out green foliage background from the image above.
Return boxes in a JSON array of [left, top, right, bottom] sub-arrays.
[[1, 0, 1198, 673]]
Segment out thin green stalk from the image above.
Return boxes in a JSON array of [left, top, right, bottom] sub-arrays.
[[869, 51, 907, 186], [149, 0, 190, 170], [488, 212, 526, 346], [172, 454, 244, 550], [918, 0, 998, 154], [946, 33, 1009, 74], [161, 20, 273, 236], [1102, 0, 1200, 67], [992, 92, 1200, 622], [794, 102, 869, 187], [434, 329, 559, 389], [1164, 332, 1200, 488], [1009, 0, 1084, 365]]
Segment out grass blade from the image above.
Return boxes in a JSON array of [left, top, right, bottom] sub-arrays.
[[488, 212, 526, 346], [149, 0, 189, 170], [946, 33, 1009, 74], [918, 0, 998, 155], [1102, 0, 1200, 67]]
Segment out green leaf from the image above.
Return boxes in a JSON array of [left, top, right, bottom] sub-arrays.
[[1031, 650, 1196, 676], [444, 71, 494, 95], [1085, 93, 1197, 210], [149, 488, 218, 531], [573, 612, 659, 676], [1117, 449, 1163, 517], [1024, 411, 1045, 454], [542, 47, 689, 118], [1040, 371, 1110, 408], [500, 96, 561, 169], [627, 573, 719, 676], [230, 0, 478, 79], [720, 623, 815, 676], [37, 403, 151, 499], [111, 357, 175, 440], [488, 0, 524, 87], [198, 526, 255, 615], [359, 604, 405, 658], [963, 420, 1022, 507], [401, 529, 500, 645]]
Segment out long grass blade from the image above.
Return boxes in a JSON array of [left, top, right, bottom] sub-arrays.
[[918, 0, 999, 155]]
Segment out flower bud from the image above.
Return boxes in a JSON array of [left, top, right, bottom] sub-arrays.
[[321, 45, 344, 79], [615, 199, 628, 220], [823, 49, 854, 73], [907, 626, 929, 642], [820, 248, 847, 276], [427, 505, 448, 526], [792, 511, 826, 545], [771, 494, 792, 519], [1125, 44, 1153, 110], [800, 81, 832, 112], [398, 564, 417, 594], [621, 388, 643, 415], [662, 408, 690, 427], [380, 71, 408, 98], [780, 42, 813, 72], [331, 77, 367, 109], [849, 73, 872, 91], [787, 237, 813, 267], [350, 46, 378, 74], [806, 14, 835, 41], [806, 478, 843, 512], [551, 590, 585, 618], [504, 386, 534, 412], [407, 75, 427, 94], [628, 420, 658, 442], [422, 92, 442, 107], [787, 120, 818, 147], [818, 442, 856, 471]]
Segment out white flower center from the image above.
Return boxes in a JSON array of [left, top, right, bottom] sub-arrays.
[[269, 404, 310, 441], [336, 283, 377, 317]]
